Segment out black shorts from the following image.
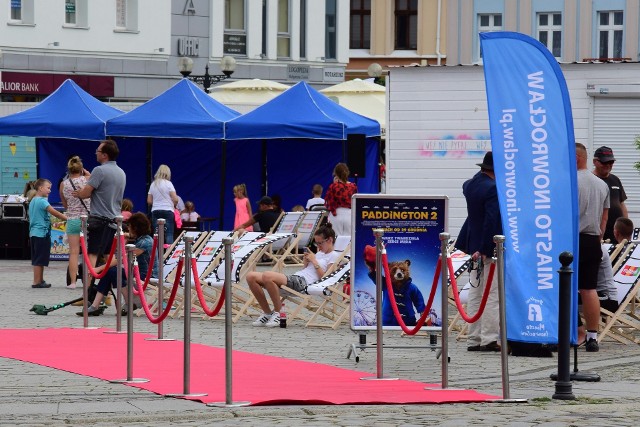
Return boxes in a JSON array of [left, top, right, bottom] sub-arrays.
[[30, 235, 51, 267], [578, 233, 601, 291], [87, 216, 116, 258]]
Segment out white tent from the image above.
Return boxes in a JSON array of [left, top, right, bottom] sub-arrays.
[[209, 79, 290, 113], [320, 79, 386, 136]]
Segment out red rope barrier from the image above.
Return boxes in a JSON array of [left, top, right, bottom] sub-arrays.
[[382, 251, 440, 335], [191, 257, 226, 317], [135, 258, 183, 324], [448, 256, 496, 323], [79, 234, 118, 279]]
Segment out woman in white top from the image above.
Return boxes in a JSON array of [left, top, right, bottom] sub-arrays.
[[246, 223, 339, 327], [59, 156, 91, 289], [147, 164, 179, 244]]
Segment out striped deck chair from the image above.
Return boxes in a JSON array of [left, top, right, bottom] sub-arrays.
[[260, 211, 305, 266], [203, 232, 294, 322], [305, 262, 352, 329], [169, 230, 235, 319], [274, 210, 326, 271], [598, 243, 640, 344], [294, 235, 351, 328], [447, 249, 472, 338], [138, 231, 210, 316]]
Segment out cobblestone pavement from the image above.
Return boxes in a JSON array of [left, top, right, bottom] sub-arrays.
[[1, 259, 640, 426]]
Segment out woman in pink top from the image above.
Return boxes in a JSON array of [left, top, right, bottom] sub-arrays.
[[233, 183, 253, 232]]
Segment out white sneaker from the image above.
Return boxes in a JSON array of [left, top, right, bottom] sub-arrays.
[[252, 313, 271, 327], [265, 311, 280, 328]]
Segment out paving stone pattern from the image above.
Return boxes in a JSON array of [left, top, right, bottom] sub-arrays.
[[1, 260, 640, 426]]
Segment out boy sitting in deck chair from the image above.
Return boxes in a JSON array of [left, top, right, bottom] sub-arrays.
[[246, 223, 338, 327]]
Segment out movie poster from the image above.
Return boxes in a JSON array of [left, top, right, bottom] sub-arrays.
[[351, 195, 448, 331], [49, 215, 69, 261]]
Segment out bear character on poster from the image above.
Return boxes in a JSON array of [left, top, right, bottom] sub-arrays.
[[364, 245, 426, 326]]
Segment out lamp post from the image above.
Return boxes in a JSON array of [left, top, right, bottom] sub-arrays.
[[367, 62, 384, 86], [178, 56, 237, 93]]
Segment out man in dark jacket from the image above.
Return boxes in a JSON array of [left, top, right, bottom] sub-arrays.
[[456, 151, 503, 352]]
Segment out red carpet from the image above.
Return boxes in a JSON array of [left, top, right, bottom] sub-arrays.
[[0, 328, 499, 405]]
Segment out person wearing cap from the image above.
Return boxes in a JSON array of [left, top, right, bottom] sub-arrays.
[[576, 142, 609, 352], [593, 146, 627, 243], [455, 151, 503, 352], [233, 195, 280, 234]]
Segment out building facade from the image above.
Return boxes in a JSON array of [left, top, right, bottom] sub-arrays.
[[347, 0, 447, 80], [0, 0, 351, 103], [445, 0, 640, 65]]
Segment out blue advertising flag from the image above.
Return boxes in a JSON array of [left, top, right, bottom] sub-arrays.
[[480, 32, 578, 344]]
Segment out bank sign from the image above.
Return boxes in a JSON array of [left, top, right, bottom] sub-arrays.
[[0, 72, 114, 97]]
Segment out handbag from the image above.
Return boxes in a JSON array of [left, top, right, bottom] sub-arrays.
[[174, 208, 183, 228]]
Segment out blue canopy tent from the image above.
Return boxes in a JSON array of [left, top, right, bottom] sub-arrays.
[[106, 79, 241, 226], [0, 80, 148, 207], [224, 81, 381, 229]]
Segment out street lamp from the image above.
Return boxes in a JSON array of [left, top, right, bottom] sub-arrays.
[[367, 62, 384, 86], [178, 56, 237, 93]]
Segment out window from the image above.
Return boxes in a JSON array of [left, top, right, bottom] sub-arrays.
[[478, 13, 502, 59], [325, 0, 337, 59], [225, 0, 244, 30], [115, 0, 138, 31], [537, 13, 562, 57], [8, 0, 33, 24], [277, 0, 290, 58], [10, 0, 21, 20], [300, 0, 306, 58], [65, 0, 76, 25], [395, 0, 417, 50], [224, 0, 246, 55], [598, 11, 623, 59], [350, 0, 371, 49]]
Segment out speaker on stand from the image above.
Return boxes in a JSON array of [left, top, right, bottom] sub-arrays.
[[345, 134, 366, 185]]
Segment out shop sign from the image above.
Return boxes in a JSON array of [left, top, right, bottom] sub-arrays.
[[224, 34, 246, 55], [288, 64, 309, 81]]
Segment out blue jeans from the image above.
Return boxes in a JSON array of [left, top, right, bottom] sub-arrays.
[[152, 210, 175, 244]]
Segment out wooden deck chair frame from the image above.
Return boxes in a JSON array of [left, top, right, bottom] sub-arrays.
[[202, 233, 294, 322], [297, 236, 351, 328], [238, 235, 351, 326], [599, 243, 640, 344], [305, 261, 352, 329]]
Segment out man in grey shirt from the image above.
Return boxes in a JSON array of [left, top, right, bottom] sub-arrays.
[[575, 143, 609, 352], [73, 139, 126, 268]]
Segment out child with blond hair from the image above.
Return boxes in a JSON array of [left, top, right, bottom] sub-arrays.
[[233, 184, 253, 232], [29, 178, 68, 288]]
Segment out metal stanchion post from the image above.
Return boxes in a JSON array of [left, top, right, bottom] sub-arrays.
[[105, 216, 125, 334], [209, 237, 250, 407], [440, 232, 450, 388], [552, 251, 576, 400], [166, 235, 207, 397], [427, 233, 460, 391], [362, 228, 398, 381], [146, 219, 174, 342], [111, 244, 149, 385]]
